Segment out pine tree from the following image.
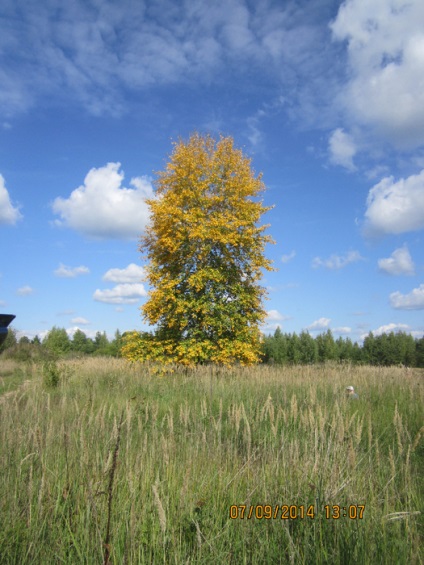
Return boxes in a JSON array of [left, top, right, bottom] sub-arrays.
[[122, 133, 275, 366]]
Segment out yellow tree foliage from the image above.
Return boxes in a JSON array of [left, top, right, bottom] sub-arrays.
[[122, 133, 275, 366]]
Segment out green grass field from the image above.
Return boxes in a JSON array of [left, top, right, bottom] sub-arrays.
[[0, 358, 422, 564]]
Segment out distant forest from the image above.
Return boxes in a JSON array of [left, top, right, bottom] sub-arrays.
[[262, 328, 424, 368], [1, 327, 123, 360], [1, 326, 424, 367]]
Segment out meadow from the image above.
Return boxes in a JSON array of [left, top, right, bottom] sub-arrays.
[[0, 358, 422, 564]]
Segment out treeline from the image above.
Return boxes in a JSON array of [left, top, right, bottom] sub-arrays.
[[0, 326, 124, 361], [2, 325, 423, 367], [262, 328, 424, 367]]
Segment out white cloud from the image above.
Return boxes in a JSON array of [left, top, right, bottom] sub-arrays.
[[390, 284, 424, 310], [364, 170, 424, 236], [281, 251, 296, 264], [52, 163, 154, 240], [328, 128, 357, 170], [331, 0, 424, 149], [95, 262, 147, 309], [93, 283, 147, 305], [262, 310, 291, 333], [261, 323, 283, 334], [312, 250, 364, 270], [0, 174, 22, 225], [71, 317, 90, 325], [411, 330, 424, 339], [57, 309, 75, 316], [247, 113, 264, 148], [378, 245, 415, 276], [0, 0, 343, 126], [54, 263, 90, 278], [66, 326, 97, 339], [103, 263, 145, 283], [306, 317, 331, 331], [16, 285, 34, 296], [333, 326, 351, 334], [0, 1, 247, 116], [266, 309, 289, 321], [372, 323, 410, 336]]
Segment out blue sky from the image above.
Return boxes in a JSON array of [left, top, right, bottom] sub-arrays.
[[1, 0, 423, 343]]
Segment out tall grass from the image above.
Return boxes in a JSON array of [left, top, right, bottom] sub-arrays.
[[0, 359, 422, 563]]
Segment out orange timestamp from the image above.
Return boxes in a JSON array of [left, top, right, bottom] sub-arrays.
[[229, 504, 365, 520]]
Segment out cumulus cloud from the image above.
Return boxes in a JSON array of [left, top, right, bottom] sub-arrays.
[[93, 283, 147, 304], [331, 0, 424, 148], [52, 163, 154, 240], [54, 263, 90, 278], [333, 326, 351, 334], [262, 310, 291, 333], [281, 251, 296, 264], [378, 245, 415, 276], [364, 170, 424, 236], [66, 326, 97, 339], [16, 285, 34, 296], [390, 284, 424, 310], [0, 173, 22, 225], [103, 263, 145, 283], [306, 317, 331, 331], [261, 323, 283, 334], [266, 310, 289, 321], [372, 323, 410, 336], [312, 250, 364, 270], [71, 317, 90, 325], [95, 263, 147, 305], [328, 128, 357, 170]]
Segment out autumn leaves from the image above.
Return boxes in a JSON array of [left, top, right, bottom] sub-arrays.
[[122, 134, 274, 366]]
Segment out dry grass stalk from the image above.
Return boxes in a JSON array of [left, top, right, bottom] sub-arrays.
[[27, 462, 33, 527], [152, 480, 167, 535], [384, 511, 421, 521], [241, 402, 251, 459], [103, 410, 124, 565], [411, 425, 424, 452]]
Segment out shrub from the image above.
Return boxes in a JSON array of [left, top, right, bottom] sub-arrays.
[[42, 361, 61, 388]]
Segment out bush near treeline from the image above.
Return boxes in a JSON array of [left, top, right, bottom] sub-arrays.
[[2, 325, 423, 367]]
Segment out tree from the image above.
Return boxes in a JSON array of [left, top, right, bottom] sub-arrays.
[[122, 133, 275, 366], [261, 327, 288, 365], [299, 330, 318, 364], [0, 326, 17, 352], [398, 331, 416, 367], [316, 329, 336, 362], [416, 337, 424, 368], [72, 329, 93, 354], [287, 332, 301, 364], [109, 329, 123, 357], [93, 331, 110, 355], [43, 327, 70, 356], [363, 332, 378, 365]]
